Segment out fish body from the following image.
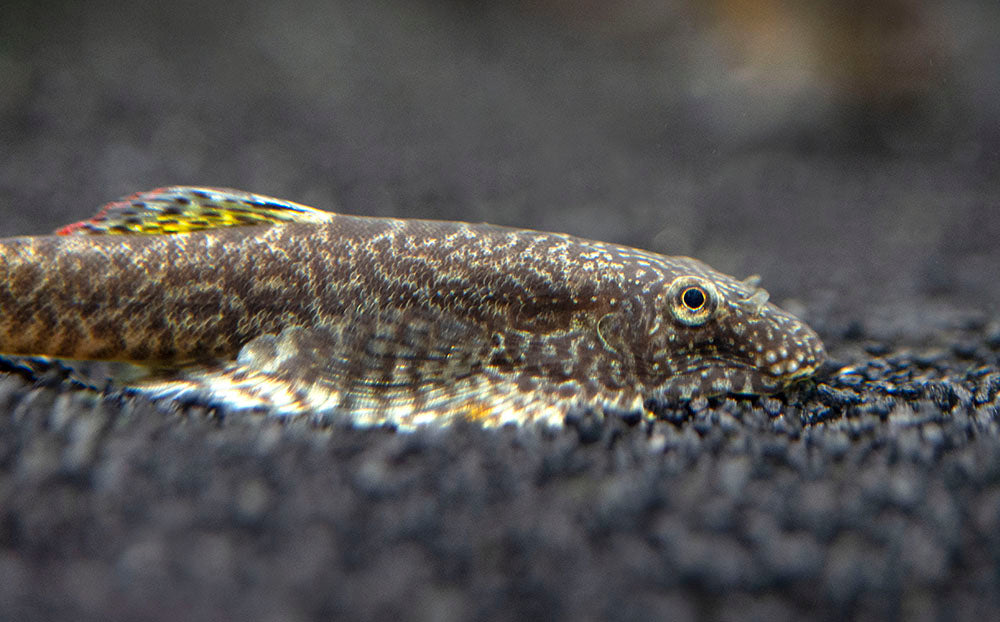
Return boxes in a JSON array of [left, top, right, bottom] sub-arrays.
[[0, 187, 826, 428]]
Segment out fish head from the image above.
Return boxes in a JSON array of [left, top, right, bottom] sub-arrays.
[[633, 258, 826, 401]]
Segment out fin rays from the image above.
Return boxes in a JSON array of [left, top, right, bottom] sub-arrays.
[[129, 310, 585, 429], [56, 186, 333, 236]]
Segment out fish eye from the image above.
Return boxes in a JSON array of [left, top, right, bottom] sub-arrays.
[[665, 276, 719, 326], [681, 286, 706, 311]]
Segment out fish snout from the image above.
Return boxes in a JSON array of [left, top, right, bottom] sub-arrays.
[[754, 313, 826, 383]]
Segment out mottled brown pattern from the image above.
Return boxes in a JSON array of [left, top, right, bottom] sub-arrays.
[[0, 197, 826, 428]]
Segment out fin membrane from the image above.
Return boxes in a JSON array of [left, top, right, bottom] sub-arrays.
[[0, 355, 151, 393], [129, 309, 591, 429], [56, 186, 333, 236]]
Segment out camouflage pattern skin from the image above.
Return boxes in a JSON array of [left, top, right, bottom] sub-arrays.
[[0, 188, 826, 429]]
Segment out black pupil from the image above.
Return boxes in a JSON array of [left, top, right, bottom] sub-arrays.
[[682, 287, 706, 310]]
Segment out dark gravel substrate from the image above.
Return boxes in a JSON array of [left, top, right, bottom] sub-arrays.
[[2, 1, 1000, 621], [2, 311, 999, 621]]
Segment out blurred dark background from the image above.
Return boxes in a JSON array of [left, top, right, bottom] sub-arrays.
[[2, 0, 997, 318]]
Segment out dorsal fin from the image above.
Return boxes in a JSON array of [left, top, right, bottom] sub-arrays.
[[56, 186, 334, 236]]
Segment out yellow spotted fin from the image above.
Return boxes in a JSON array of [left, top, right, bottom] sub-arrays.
[[56, 186, 333, 235]]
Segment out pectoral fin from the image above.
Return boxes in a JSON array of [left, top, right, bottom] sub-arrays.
[[129, 310, 576, 429]]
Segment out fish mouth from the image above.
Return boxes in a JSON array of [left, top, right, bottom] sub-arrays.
[[643, 355, 823, 404]]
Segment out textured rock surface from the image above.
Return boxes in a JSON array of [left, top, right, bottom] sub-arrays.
[[1, 1, 999, 620]]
